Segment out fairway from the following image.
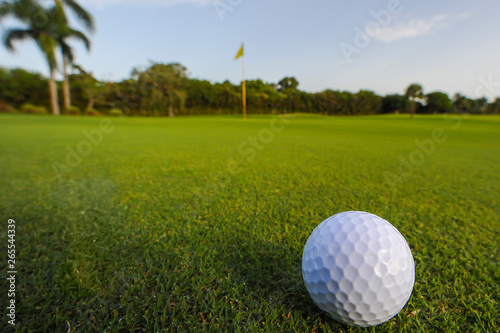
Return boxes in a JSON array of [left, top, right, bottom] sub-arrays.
[[0, 114, 499, 332]]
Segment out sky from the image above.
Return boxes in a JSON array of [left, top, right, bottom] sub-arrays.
[[1, 0, 499, 100]]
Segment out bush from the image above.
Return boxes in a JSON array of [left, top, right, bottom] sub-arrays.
[[84, 108, 101, 116], [0, 102, 17, 113], [64, 106, 80, 115], [20, 103, 48, 114], [109, 108, 123, 117]]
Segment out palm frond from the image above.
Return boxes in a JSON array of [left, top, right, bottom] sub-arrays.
[[61, 0, 95, 33], [65, 28, 90, 50], [3, 0, 45, 24], [59, 38, 74, 63], [72, 63, 87, 75], [51, 1, 69, 27], [55, 27, 90, 67], [3, 28, 35, 50]]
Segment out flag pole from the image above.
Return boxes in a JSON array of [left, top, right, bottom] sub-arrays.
[[242, 45, 246, 121], [234, 43, 246, 120]]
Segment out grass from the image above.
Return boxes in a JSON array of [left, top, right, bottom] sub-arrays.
[[0, 114, 498, 332]]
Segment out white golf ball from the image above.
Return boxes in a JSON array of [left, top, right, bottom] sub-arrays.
[[302, 211, 415, 327]]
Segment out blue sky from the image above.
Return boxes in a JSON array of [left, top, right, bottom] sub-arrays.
[[1, 0, 499, 99]]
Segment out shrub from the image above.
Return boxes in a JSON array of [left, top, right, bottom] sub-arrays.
[[109, 108, 123, 117], [0, 103, 17, 113], [64, 106, 80, 115], [84, 108, 101, 116], [20, 103, 48, 114]]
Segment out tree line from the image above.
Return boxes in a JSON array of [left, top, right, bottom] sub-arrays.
[[0, 0, 498, 117], [0, 64, 499, 116]]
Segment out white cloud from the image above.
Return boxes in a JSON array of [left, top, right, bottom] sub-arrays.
[[373, 14, 448, 43]]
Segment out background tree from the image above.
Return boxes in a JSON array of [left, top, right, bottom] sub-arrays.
[[133, 62, 189, 117], [424, 92, 452, 114], [354, 90, 382, 115], [1, 0, 61, 115], [107, 78, 141, 116], [335, 91, 356, 115], [214, 81, 240, 113], [312, 90, 335, 115], [470, 97, 488, 115], [56, 23, 91, 111], [0, 67, 49, 108], [486, 98, 500, 114], [186, 79, 217, 114], [276, 77, 299, 92], [382, 94, 410, 114], [452, 93, 471, 114], [70, 64, 101, 112], [53, 0, 94, 111], [405, 83, 423, 118]]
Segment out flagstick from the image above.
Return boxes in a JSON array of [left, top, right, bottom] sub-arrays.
[[242, 52, 246, 121]]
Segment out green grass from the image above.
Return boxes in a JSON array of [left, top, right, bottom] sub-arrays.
[[0, 114, 499, 332]]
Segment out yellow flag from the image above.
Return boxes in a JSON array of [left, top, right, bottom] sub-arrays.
[[234, 44, 244, 60]]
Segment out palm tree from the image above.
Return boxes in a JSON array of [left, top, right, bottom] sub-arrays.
[[52, 0, 94, 111], [1, 0, 61, 115], [405, 83, 423, 118]]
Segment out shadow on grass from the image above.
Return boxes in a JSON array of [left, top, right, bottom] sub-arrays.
[[7, 178, 126, 332], [219, 233, 335, 326]]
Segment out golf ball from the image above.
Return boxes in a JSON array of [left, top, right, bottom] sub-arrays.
[[302, 211, 415, 327]]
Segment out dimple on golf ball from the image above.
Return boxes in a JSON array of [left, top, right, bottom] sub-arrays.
[[302, 211, 415, 327]]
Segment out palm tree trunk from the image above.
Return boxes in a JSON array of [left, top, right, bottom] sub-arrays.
[[49, 68, 60, 115], [62, 54, 71, 110]]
